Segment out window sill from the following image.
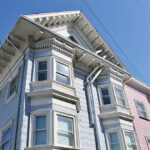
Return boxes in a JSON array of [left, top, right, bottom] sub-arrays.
[[5, 92, 16, 104], [25, 145, 81, 150], [139, 116, 150, 121]]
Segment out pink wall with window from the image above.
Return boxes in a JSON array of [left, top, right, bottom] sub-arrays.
[[124, 84, 150, 150]]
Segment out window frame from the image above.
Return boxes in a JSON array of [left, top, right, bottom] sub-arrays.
[[0, 121, 12, 150], [123, 130, 138, 150], [53, 111, 80, 149], [113, 86, 127, 107], [53, 57, 73, 86], [30, 110, 51, 147], [135, 100, 148, 120], [34, 56, 51, 82], [146, 136, 150, 150], [100, 87, 111, 105]]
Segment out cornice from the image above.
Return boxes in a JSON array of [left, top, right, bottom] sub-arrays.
[[29, 38, 76, 58]]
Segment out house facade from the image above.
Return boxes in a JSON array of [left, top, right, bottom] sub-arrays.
[[0, 10, 149, 150]]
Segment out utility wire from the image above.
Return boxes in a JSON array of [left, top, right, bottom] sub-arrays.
[[82, 0, 148, 85]]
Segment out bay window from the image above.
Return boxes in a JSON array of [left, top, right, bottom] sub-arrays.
[[56, 115, 74, 147], [124, 131, 137, 150], [109, 132, 120, 150], [56, 62, 70, 85], [114, 87, 126, 107]]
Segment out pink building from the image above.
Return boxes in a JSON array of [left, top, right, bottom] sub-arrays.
[[125, 78, 150, 150]]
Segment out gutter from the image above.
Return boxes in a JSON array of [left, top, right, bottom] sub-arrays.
[[85, 64, 103, 150]]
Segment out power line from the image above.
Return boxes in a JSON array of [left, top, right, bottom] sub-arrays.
[[82, 0, 148, 85]]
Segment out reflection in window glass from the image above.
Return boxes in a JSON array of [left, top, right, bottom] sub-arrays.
[[38, 61, 47, 81], [57, 115, 73, 146], [125, 132, 137, 150], [136, 101, 147, 119], [56, 62, 69, 85], [114, 88, 126, 106], [101, 88, 111, 105], [35, 116, 46, 145], [109, 132, 120, 150]]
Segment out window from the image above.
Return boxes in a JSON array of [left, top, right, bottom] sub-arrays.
[[9, 75, 17, 97], [124, 132, 137, 150], [101, 87, 111, 105], [109, 132, 120, 150], [1, 127, 11, 150], [56, 115, 74, 147], [136, 101, 148, 119], [69, 35, 79, 44], [146, 137, 150, 149], [114, 88, 126, 106], [56, 62, 70, 85], [38, 61, 47, 81], [34, 115, 47, 145]]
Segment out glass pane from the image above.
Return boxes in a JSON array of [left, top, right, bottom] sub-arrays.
[[117, 97, 126, 106], [39, 61, 47, 71], [2, 141, 9, 150], [57, 115, 72, 132], [127, 144, 137, 150], [35, 130, 46, 145], [69, 35, 78, 44], [57, 131, 73, 146], [103, 96, 111, 105], [56, 62, 69, 76], [137, 102, 145, 111], [9, 86, 16, 96], [38, 71, 47, 81], [10, 76, 17, 87], [36, 116, 46, 129], [139, 111, 147, 118], [147, 138, 150, 144], [125, 132, 135, 144], [110, 133, 119, 143], [101, 88, 109, 96], [115, 88, 124, 98], [2, 127, 11, 143], [56, 73, 69, 84], [111, 144, 120, 150]]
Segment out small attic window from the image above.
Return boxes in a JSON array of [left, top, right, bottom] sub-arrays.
[[69, 35, 79, 44]]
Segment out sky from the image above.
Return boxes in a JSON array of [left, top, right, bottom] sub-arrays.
[[0, 0, 150, 85]]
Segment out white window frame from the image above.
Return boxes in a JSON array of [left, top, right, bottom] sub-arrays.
[[146, 136, 150, 150], [29, 110, 51, 147], [53, 111, 80, 149], [106, 128, 124, 150], [123, 130, 138, 150], [53, 57, 73, 87], [98, 84, 115, 106], [135, 100, 149, 120], [0, 121, 12, 150], [34, 56, 51, 82], [113, 86, 127, 107]]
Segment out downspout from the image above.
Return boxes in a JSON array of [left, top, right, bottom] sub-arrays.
[[85, 64, 103, 150]]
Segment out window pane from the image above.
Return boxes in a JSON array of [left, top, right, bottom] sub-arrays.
[[36, 116, 46, 129], [56, 73, 69, 84], [147, 138, 150, 144], [2, 141, 9, 150], [69, 35, 78, 44], [57, 116, 72, 132], [111, 144, 120, 150], [35, 130, 46, 145], [39, 61, 47, 71], [125, 132, 135, 144], [115, 88, 124, 98], [57, 131, 73, 146], [2, 127, 11, 143], [103, 97, 111, 105], [38, 71, 47, 81], [137, 102, 145, 111], [110, 133, 119, 143], [117, 97, 126, 106], [127, 144, 137, 150], [56, 62, 69, 76], [9, 86, 16, 96], [101, 88, 109, 96]]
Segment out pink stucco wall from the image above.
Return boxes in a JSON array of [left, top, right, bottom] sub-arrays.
[[124, 85, 150, 150]]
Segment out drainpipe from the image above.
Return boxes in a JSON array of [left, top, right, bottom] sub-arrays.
[[85, 64, 103, 150]]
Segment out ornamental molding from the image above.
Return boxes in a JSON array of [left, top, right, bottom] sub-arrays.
[[29, 38, 76, 58]]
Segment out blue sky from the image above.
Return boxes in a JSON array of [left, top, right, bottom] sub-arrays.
[[0, 0, 150, 85]]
